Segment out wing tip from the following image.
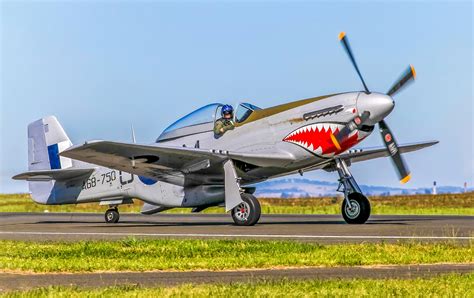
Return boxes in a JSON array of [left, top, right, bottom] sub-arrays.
[[422, 140, 439, 147], [11, 174, 23, 180]]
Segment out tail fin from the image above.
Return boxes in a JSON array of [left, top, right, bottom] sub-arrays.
[[28, 116, 73, 171], [26, 116, 73, 203]]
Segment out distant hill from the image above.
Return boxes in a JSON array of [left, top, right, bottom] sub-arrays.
[[253, 178, 472, 198]]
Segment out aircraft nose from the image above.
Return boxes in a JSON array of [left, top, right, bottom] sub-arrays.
[[356, 92, 395, 125]]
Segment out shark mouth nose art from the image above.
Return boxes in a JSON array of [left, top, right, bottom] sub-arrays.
[[283, 123, 367, 157]]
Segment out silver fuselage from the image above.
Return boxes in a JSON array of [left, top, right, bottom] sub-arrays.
[[30, 91, 395, 209]]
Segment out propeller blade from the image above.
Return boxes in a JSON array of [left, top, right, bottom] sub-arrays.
[[339, 32, 370, 93], [331, 111, 371, 151], [379, 120, 411, 184], [387, 65, 416, 97]]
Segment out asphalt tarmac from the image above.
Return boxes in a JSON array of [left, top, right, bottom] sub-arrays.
[[0, 213, 472, 243], [1, 264, 472, 292], [0, 213, 472, 292]]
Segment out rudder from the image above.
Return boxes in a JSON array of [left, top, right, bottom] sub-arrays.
[[28, 116, 73, 171], [27, 116, 73, 204]]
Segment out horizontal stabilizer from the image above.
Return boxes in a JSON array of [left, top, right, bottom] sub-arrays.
[[12, 168, 94, 181]]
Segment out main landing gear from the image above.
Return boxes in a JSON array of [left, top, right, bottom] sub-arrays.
[[105, 207, 120, 224], [231, 193, 261, 226], [335, 158, 371, 224]]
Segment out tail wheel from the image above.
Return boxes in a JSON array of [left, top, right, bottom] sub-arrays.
[[231, 193, 261, 226], [105, 208, 120, 224], [341, 193, 371, 224]]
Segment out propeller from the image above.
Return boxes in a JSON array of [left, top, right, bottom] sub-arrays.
[[331, 111, 370, 151], [338, 32, 370, 93], [337, 32, 416, 184], [379, 120, 411, 183], [387, 64, 416, 97]]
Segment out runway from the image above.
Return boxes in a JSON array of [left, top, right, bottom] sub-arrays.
[[0, 213, 472, 243]]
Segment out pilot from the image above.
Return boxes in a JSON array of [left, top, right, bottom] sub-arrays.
[[214, 104, 235, 136]]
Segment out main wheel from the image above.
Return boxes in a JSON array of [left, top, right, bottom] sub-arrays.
[[341, 193, 370, 224], [231, 193, 261, 226], [105, 208, 120, 224]]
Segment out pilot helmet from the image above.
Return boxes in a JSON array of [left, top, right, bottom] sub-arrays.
[[221, 105, 234, 116]]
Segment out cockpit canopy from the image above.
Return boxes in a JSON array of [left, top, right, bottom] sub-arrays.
[[156, 102, 261, 142], [235, 102, 261, 123]]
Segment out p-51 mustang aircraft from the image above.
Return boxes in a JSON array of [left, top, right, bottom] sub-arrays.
[[14, 33, 437, 225]]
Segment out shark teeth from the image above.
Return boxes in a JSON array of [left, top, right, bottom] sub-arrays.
[[284, 122, 349, 155], [285, 123, 343, 139], [314, 146, 323, 156]]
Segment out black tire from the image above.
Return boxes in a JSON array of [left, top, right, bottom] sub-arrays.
[[105, 208, 120, 224], [231, 193, 261, 226], [341, 193, 370, 224]]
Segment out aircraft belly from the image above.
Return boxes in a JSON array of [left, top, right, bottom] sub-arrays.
[[183, 185, 224, 207], [130, 180, 223, 208], [128, 180, 184, 207]]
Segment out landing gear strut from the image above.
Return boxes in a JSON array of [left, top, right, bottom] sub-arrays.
[[335, 159, 371, 224], [231, 193, 261, 226], [105, 207, 120, 224]]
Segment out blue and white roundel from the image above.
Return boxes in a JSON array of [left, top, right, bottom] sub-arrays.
[[138, 176, 158, 185]]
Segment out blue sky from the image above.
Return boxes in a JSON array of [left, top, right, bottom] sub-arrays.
[[1, 1, 472, 193]]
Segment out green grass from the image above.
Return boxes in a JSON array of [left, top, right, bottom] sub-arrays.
[[0, 239, 472, 273], [0, 194, 139, 213], [3, 274, 473, 297], [259, 206, 474, 215], [1, 193, 473, 215], [258, 194, 474, 216]]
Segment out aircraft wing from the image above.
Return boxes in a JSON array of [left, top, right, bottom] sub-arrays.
[[60, 141, 295, 185], [339, 140, 438, 163], [12, 168, 94, 181]]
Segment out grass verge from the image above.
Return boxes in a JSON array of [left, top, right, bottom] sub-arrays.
[[0, 239, 472, 273], [1, 193, 473, 215], [2, 274, 473, 297]]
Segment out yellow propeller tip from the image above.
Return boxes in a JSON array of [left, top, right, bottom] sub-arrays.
[[410, 64, 416, 79], [338, 32, 346, 41], [330, 134, 342, 151], [400, 174, 411, 184]]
